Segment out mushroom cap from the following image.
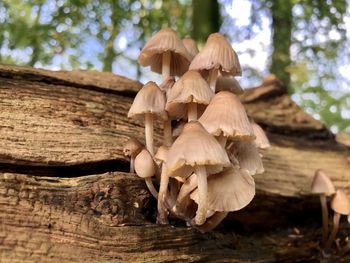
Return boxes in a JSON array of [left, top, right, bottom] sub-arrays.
[[123, 137, 144, 158], [229, 141, 264, 175], [251, 121, 271, 149], [137, 28, 192, 76], [166, 70, 214, 119], [311, 169, 336, 196], [198, 91, 255, 141], [215, 75, 244, 95], [154, 145, 169, 164], [189, 33, 241, 76], [190, 166, 255, 212], [134, 149, 156, 178], [166, 121, 230, 178], [128, 81, 167, 120], [182, 38, 199, 60], [331, 190, 350, 215]]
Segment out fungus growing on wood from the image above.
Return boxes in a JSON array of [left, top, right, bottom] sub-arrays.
[[123, 137, 143, 173], [128, 81, 167, 156], [166, 121, 230, 225], [325, 190, 350, 251], [166, 70, 213, 121], [311, 169, 336, 246], [189, 33, 241, 92], [134, 148, 158, 199]]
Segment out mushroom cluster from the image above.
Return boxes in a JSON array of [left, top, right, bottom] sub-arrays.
[[311, 169, 350, 255], [124, 28, 270, 231]]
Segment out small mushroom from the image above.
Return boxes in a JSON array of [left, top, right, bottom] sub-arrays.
[[227, 141, 264, 175], [134, 148, 158, 199], [198, 91, 255, 148], [123, 137, 143, 173], [215, 74, 244, 95], [155, 146, 170, 224], [128, 81, 167, 156], [189, 33, 241, 92], [166, 70, 214, 121], [325, 189, 350, 251], [138, 28, 192, 79], [311, 169, 336, 246], [182, 38, 199, 60], [250, 121, 271, 149], [166, 121, 230, 225]]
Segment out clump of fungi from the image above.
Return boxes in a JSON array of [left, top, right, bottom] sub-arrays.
[[311, 169, 350, 256], [124, 28, 270, 231]]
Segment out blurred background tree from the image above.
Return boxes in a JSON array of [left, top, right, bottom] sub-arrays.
[[0, 0, 349, 133]]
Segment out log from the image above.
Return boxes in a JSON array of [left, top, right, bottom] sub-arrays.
[[0, 64, 349, 262]]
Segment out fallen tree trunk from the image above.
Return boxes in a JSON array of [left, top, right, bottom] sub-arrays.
[[0, 65, 349, 262]]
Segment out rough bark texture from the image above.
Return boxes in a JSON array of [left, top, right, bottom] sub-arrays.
[[0, 65, 349, 262]]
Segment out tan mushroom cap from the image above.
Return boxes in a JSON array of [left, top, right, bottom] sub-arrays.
[[189, 33, 241, 76], [215, 75, 244, 95], [166, 70, 214, 119], [311, 169, 336, 196], [251, 121, 271, 149], [182, 38, 199, 60], [190, 166, 255, 212], [128, 81, 167, 120], [198, 91, 255, 141], [134, 149, 156, 178], [331, 189, 350, 215], [138, 28, 192, 76], [166, 121, 230, 178], [229, 141, 264, 175], [123, 137, 144, 158]]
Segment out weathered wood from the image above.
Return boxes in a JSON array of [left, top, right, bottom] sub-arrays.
[[0, 172, 274, 262], [1, 64, 350, 262]]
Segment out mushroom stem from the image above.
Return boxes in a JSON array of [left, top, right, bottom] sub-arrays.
[[175, 174, 197, 205], [217, 134, 227, 148], [187, 102, 197, 121], [130, 157, 135, 173], [145, 113, 154, 156], [208, 68, 218, 92], [163, 119, 172, 147], [162, 51, 171, 80], [197, 212, 229, 233], [157, 165, 169, 224], [193, 166, 208, 225], [320, 194, 329, 246], [325, 212, 341, 251], [145, 177, 158, 200]]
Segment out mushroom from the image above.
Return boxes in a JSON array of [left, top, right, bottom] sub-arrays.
[[311, 169, 336, 246], [215, 74, 244, 95], [325, 189, 350, 251], [134, 148, 158, 199], [189, 33, 241, 92], [250, 120, 271, 149], [340, 214, 350, 255], [166, 70, 214, 121], [166, 121, 230, 225], [227, 141, 264, 175], [198, 91, 255, 148], [128, 81, 167, 156], [154, 145, 170, 224], [123, 137, 144, 173], [138, 27, 192, 79], [182, 37, 199, 60]]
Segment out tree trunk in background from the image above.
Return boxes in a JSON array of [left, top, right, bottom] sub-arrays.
[[270, 0, 293, 90], [192, 0, 220, 45]]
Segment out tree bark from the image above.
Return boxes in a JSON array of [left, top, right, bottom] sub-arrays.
[[0, 65, 349, 262], [270, 0, 293, 89]]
